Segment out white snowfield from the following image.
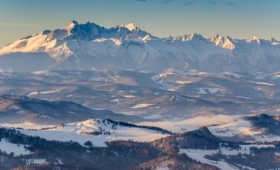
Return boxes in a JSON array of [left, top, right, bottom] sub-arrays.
[[0, 140, 30, 156]]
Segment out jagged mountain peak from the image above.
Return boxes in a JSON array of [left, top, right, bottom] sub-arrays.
[[188, 33, 205, 40], [211, 34, 235, 49], [62, 21, 105, 41], [119, 23, 138, 31], [247, 36, 261, 44], [110, 23, 154, 40], [270, 37, 280, 45], [40, 30, 52, 35], [64, 20, 79, 31], [171, 33, 205, 41], [113, 23, 141, 32], [270, 37, 277, 42], [211, 34, 232, 41], [64, 20, 102, 30]]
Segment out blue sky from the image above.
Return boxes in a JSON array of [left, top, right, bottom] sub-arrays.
[[0, 0, 280, 47]]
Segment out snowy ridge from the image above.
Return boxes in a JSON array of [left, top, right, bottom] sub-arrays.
[[1, 118, 169, 147], [1, 21, 280, 73]]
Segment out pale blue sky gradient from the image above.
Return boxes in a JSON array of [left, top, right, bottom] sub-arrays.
[[0, 0, 280, 47]]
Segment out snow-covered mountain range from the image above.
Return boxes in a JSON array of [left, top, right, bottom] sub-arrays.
[[1, 20, 280, 73]]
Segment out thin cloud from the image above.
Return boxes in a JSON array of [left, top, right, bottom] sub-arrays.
[[0, 22, 41, 28], [210, 1, 216, 5], [228, 2, 234, 6], [184, 1, 194, 6], [164, 0, 173, 3]]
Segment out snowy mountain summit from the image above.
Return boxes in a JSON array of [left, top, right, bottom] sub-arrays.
[[0, 21, 280, 73]]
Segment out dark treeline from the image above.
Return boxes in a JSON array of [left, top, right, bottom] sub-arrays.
[[106, 119, 172, 134]]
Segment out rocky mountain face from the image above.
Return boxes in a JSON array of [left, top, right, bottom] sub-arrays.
[[1, 21, 280, 73]]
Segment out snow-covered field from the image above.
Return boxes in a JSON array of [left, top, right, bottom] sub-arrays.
[[0, 140, 30, 156], [1, 119, 168, 147], [208, 119, 263, 137], [179, 144, 273, 170]]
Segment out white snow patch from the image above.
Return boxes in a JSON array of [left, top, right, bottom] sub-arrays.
[[9, 105, 21, 110], [176, 80, 192, 84], [253, 135, 280, 142], [186, 70, 208, 76], [156, 163, 169, 170], [131, 103, 153, 109], [275, 152, 280, 156], [26, 159, 47, 165], [234, 96, 251, 99], [197, 87, 220, 94], [66, 94, 74, 98], [40, 89, 60, 94], [27, 91, 38, 97], [28, 89, 60, 96], [33, 71, 67, 79], [122, 95, 136, 98], [250, 81, 275, 86], [120, 23, 137, 31], [110, 99, 119, 103], [0, 140, 30, 156]]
